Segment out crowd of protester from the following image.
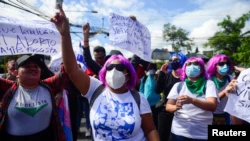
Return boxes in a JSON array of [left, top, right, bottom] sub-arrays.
[[0, 3, 249, 141]]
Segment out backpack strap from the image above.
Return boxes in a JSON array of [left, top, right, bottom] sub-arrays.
[[177, 82, 184, 94], [90, 84, 105, 109], [130, 90, 141, 111], [89, 84, 141, 110]]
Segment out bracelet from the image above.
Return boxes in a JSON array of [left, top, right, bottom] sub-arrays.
[[84, 40, 89, 43]]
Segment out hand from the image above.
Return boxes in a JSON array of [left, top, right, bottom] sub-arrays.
[[224, 79, 237, 95], [234, 66, 246, 72], [177, 95, 193, 105], [7, 71, 16, 80], [50, 4, 70, 36], [82, 23, 90, 35], [160, 64, 168, 74], [175, 101, 183, 111], [129, 15, 137, 21]]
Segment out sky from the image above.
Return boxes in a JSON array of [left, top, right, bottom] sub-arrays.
[[0, 0, 250, 59]]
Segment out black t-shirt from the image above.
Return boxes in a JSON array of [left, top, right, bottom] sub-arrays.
[[155, 71, 181, 100]]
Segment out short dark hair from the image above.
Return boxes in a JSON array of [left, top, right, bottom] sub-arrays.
[[93, 46, 106, 55]]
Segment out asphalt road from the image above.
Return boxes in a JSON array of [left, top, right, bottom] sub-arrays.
[[77, 118, 92, 141]]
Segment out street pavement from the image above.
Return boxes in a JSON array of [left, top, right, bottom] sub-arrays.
[[77, 118, 92, 141]]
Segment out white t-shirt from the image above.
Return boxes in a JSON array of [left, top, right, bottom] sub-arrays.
[[167, 80, 217, 139], [6, 85, 52, 135], [85, 77, 151, 141]]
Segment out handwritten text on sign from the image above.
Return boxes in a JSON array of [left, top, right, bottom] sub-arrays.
[[224, 68, 250, 123], [0, 16, 61, 56], [109, 13, 151, 62]]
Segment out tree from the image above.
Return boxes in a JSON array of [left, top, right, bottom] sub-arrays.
[[232, 36, 250, 67], [163, 23, 194, 52], [204, 11, 250, 65]]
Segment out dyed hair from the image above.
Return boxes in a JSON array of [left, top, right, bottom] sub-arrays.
[[99, 55, 137, 89], [168, 52, 187, 72], [206, 54, 233, 78], [180, 57, 208, 81]]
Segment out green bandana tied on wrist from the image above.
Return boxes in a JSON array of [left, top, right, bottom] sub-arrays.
[[185, 77, 206, 96], [211, 75, 227, 89]]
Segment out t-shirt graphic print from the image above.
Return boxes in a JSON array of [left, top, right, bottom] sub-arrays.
[[93, 97, 135, 140]]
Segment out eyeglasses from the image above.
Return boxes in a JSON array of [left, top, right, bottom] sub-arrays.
[[217, 62, 229, 66], [186, 62, 199, 66], [106, 64, 126, 71]]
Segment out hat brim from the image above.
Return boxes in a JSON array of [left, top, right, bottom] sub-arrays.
[[17, 55, 43, 69]]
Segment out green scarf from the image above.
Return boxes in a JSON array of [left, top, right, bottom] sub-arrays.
[[211, 75, 227, 89], [185, 77, 206, 96]]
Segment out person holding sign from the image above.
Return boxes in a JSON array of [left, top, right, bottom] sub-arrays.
[[51, 4, 160, 141], [224, 66, 250, 125], [0, 55, 69, 141], [206, 54, 234, 125], [166, 57, 218, 141]]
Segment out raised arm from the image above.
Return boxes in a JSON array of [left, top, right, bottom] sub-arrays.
[[50, 4, 90, 95], [82, 23, 102, 75]]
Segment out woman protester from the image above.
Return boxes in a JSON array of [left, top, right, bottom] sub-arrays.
[[155, 52, 187, 141], [206, 54, 234, 125], [51, 4, 159, 141], [0, 55, 69, 141], [166, 57, 218, 141]]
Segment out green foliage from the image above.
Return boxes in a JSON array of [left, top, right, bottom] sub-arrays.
[[204, 11, 250, 66], [152, 60, 167, 70], [163, 23, 194, 52], [232, 37, 250, 67]]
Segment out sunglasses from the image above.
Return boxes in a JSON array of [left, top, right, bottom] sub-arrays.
[[106, 64, 126, 71], [217, 62, 229, 66], [186, 62, 199, 66], [170, 59, 180, 63]]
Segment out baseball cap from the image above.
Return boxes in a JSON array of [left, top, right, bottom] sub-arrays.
[[16, 55, 43, 68]]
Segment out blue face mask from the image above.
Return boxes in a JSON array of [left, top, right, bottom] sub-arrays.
[[218, 65, 229, 76], [186, 65, 201, 77]]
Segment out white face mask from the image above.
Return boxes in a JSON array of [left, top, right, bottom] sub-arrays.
[[105, 69, 127, 89]]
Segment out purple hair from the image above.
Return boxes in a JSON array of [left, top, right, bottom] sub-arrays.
[[206, 54, 233, 78], [99, 55, 137, 89], [180, 57, 208, 81]]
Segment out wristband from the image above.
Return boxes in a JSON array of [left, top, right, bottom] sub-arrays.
[[84, 40, 89, 43]]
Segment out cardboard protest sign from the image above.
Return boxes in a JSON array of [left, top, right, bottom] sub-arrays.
[[224, 68, 250, 123], [109, 13, 151, 62], [0, 16, 60, 56]]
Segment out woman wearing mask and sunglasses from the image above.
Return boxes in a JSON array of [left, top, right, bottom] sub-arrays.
[[155, 52, 187, 141], [166, 57, 218, 141], [206, 54, 234, 125], [50, 4, 159, 141]]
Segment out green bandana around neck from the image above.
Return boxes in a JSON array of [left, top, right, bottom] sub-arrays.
[[185, 77, 206, 96], [212, 75, 227, 89]]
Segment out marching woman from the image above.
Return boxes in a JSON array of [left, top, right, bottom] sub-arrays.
[[206, 54, 234, 125], [166, 57, 218, 141]]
